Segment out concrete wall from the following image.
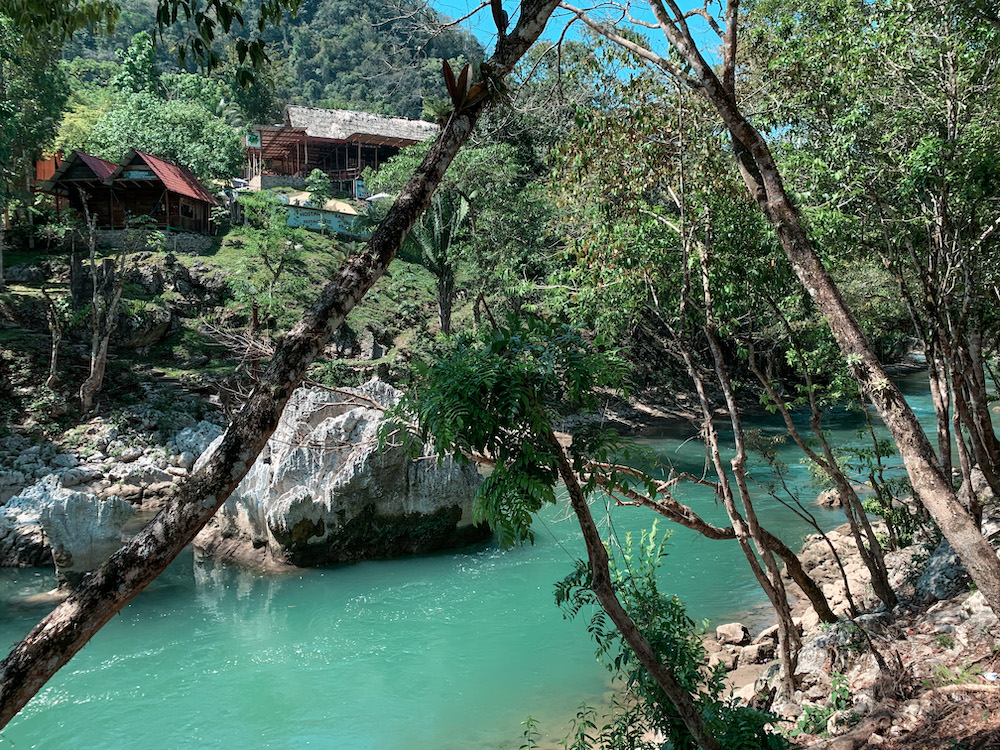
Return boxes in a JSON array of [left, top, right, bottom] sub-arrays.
[[285, 206, 367, 238]]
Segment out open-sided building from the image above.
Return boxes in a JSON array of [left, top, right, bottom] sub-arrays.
[[246, 106, 439, 196]]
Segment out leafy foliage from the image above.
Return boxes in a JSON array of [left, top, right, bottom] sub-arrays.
[[369, 141, 555, 327], [81, 91, 242, 180], [387, 315, 628, 548], [227, 191, 312, 327], [0, 17, 69, 183], [792, 674, 852, 737], [555, 523, 788, 750], [110, 30, 162, 94]]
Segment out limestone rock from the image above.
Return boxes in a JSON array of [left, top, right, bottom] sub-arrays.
[[4, 264, 47, 283], [39, 488, 135, 586], [0, 469, 28, 503], [962, 590, 990, 616], [1, 475, 135, 579], [118, 447, 143, 463], [708, 649, 738, 671], [117, 303, 176, 348], [753, 624, 779, 644], [915, 537, 971, 602], [953, 612, 999, 650], [716, 622, 750, 646], [119, 464, 173, 487], [60, 466, 103, 488], [795, 642, 830, 679], [817, 488, 843, 508], [194, 380, 487, 567], [741, 641, 776, 664], [169, 421, 223, 459], [0, 485, 50, 567], [50, 453, 78, 469]]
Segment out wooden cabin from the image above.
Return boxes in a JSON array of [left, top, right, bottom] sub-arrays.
[[38, 151, 119, 225], [39, 149, 218, 234], [247, 106, 440, 197]]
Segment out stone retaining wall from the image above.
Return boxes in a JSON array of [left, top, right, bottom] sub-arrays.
[[95, 230, 214, 255]]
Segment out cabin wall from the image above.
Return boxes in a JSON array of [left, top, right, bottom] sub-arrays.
[[71, 187, 212, 233], [69, 189, 115, 227]]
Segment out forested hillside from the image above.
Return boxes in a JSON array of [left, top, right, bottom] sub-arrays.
[[61, 0, 482, 120]]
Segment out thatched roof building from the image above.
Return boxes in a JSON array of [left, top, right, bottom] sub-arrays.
[[247, 106, 440, 196], [284, 106, 440, 146]]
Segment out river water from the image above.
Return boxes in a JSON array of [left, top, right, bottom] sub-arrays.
[[0, 375, 933, 749]]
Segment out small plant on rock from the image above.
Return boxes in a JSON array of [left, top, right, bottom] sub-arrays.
[[791, 673, 852, 737]]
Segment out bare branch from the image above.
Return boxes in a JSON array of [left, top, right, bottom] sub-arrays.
[[558, 2, 703, 88]]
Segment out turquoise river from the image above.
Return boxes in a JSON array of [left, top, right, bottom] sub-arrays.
[[0, 374, 935, 749]]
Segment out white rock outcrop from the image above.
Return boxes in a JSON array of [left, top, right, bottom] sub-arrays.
[[194, 380, 486, 567], [0, 475, 135, 583], [39, 487, 135, 586]]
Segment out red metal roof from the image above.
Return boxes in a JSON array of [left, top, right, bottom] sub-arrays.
[[77, 151, 118, 181], [129, 150, 219, 206]]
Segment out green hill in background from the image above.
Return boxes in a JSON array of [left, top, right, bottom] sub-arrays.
[[62, 0, 482, 120]]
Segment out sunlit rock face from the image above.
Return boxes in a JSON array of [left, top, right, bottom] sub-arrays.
[[1, 474, 135, 585], [194, 380, 487, 568]]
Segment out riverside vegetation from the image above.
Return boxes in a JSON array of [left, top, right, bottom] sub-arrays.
[[2, 0, 1000, 747]]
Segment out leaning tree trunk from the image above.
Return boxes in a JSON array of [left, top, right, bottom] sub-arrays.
[[0, 1, 559, 728], [548, 431, 722, 750]]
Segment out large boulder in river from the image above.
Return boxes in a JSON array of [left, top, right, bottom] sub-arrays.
[[193, 380, 488, 568], [0, 475, 135, 582], [37, 485, 135, 587]]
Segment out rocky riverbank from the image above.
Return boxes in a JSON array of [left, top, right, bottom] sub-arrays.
[[698, 481, 1000, 748], [0, 378, 486, 581]]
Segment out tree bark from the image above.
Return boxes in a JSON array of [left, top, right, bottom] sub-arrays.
[[437, 265, 454, 335], [0, 2, 558, 727], [0, 218, 5, 293], [747, 331, 897, 611], [79, 215, 122, 414], [41, 287, 63, 389]]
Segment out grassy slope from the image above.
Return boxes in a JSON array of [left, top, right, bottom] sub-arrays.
[[0, 222, 466, 421]]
